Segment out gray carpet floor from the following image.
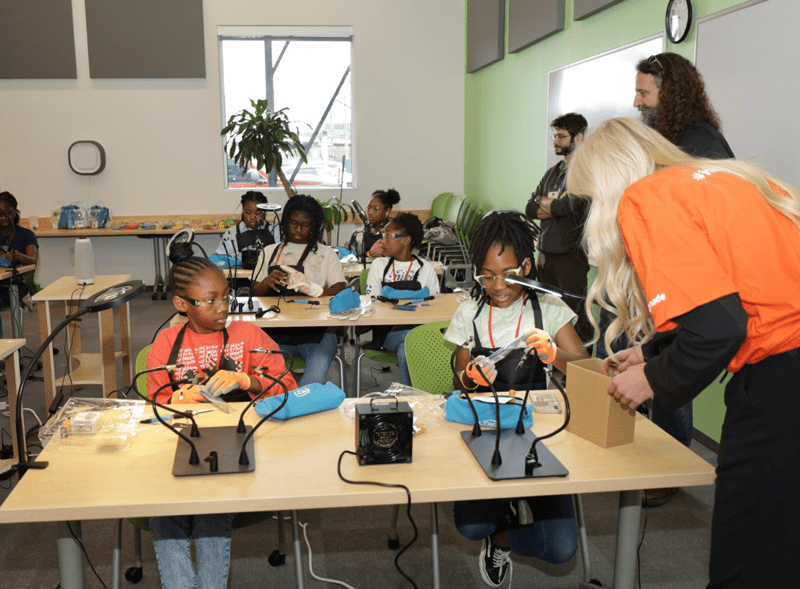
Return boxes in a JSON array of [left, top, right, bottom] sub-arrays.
[[0, 294, 717, 588]]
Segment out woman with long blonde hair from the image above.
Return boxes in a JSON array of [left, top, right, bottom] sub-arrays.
[[567, 117, 800, 588]]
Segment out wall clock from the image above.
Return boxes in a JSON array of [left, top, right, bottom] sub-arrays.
[[666, 0, 693, 44]]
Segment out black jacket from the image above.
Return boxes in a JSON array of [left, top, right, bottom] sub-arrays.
[[525, 161, 589, 255]]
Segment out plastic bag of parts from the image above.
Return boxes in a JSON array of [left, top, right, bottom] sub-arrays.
[[327, 294, 375, 320], [39, 397, 146, 451], [56, 202, 90, 229], [89, 204, 112, 228], [339, 383, 447, 436]]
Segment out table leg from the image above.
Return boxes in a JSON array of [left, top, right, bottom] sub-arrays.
[[99, 308, 116, 397], [38, 300, 56, 409], [291, 510, 305, 589], [6, 349, 20, 463], [430, 502, 441, 589], [57, 521, 85, 589], [613, 489, 643, 589], [119, 302, 132, 388], [9, 276, 22, 339]]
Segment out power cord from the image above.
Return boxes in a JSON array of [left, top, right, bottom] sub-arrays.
[[299, 520, 358, 589], [66, 522, 109, 589], [337, 450, 418, 589]]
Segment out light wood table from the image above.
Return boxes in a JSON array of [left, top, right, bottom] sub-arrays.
[[0, 397, 716, 589], [171, 292, 462, 329], [32, 275, 134, 406], [0, 339, 25, 477]]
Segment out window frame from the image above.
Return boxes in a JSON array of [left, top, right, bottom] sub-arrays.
[[217, 25, 356, 191]]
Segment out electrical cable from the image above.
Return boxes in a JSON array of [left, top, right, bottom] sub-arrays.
[[638, 501, 648, 589], [300, 520, 359, 589], [337, 450, 418, 589], [66, 521, 109, 589]]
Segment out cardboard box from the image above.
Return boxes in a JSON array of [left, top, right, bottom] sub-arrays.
[[565, 358, 635, 448]]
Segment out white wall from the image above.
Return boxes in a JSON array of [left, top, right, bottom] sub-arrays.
[[0, 0, 465, 285]]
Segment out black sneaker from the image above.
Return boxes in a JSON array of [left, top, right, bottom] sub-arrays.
[[479, 535, 512, 587]]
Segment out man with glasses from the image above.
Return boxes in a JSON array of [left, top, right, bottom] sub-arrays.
[[634, 52, 734, 159], [525, 113, 592, 348]]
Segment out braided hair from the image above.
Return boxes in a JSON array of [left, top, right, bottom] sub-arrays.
[[388, 212, 424, 249], [468, 211, 538, 299], [280, 194, 324, 253], [241, 190, 268, 207], [168, 241, 222, 297]]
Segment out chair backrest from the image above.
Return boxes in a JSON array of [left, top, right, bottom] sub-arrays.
[[405, 321, 457, 395], [442, 194, 467, 224], [135, 344, 152, 398], [429, 192, 453, 220]]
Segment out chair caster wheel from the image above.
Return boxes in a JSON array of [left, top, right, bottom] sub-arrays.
[[124, 566, 143, 583], [268, 550, 285, 566], [388, 536, 400, 550]]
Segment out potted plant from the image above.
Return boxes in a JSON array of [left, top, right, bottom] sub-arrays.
[[317, 196, 357, 246], [221, 98, 307, 198]]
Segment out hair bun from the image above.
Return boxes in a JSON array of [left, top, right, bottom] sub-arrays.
[[385, 188, 401, 206], [169, 241, 195, 264]]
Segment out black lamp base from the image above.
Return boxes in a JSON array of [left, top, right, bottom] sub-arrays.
[[173, 425, 255, 476], [461, 430, 568, 481]]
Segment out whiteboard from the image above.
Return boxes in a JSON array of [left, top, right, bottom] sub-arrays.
[[696, 0, 800, 186], [547, 35, 664, 169]]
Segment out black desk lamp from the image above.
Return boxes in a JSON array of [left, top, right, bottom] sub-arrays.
[[12, 280, 145, 480]]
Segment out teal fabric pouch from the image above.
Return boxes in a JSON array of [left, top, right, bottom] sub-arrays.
[[254, 381, 346, 420], [445, 394, 533, 430]]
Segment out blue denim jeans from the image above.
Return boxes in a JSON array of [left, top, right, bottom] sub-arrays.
[[382, 327, 412, 385], [453, 496, 577, 564], [280, 327, 338, 387], [150, 513, 235, 589]]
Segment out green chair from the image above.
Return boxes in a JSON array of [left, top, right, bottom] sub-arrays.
[[115, 347, 287, 587], [428, 191, 453, 221], [353, 268, 399, 396], [405, 321, 457, 395]]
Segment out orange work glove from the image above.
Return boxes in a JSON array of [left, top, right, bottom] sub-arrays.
[[465, 355, 497, 387], [203, 370, 251, 398], [170, 384, 207, 404], [525, 328, 557, 364]]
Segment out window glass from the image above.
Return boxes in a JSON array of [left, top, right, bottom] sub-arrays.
[[219, 29, 354, 190]]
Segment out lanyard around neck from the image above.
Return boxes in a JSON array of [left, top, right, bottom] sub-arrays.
[[488, 294, 526, 349]]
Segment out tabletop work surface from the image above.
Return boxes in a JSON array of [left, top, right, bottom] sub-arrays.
[[171, 292, 463, 328], [0, 395, 716, 524]]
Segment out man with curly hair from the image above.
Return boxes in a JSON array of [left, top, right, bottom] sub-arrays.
[[634, 53, 734, 158]]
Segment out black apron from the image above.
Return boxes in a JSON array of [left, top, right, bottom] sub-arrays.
[[471, 295, 547, 392], [265, 242, 324, 345], [370, 256, 425, 349], [166, 324, 251, 402], [236, 224, 274, 270]]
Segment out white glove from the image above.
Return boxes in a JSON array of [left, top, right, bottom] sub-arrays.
[[280, 265, 324, 297]]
